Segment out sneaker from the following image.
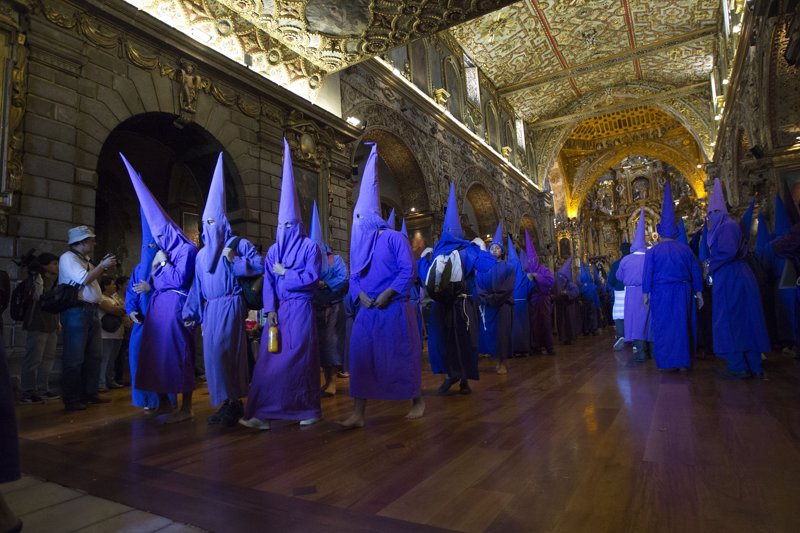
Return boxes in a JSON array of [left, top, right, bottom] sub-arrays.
[[239, 417, 270, 430], [208, 401, 230, 425], [299, 416, 322, 426], [41, 391, 61, 400], [613, 337, 626, 351], [20, 394, 45, 405], [222, 400, 244, 427]]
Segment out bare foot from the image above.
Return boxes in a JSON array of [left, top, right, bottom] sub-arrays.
[[405, 397, 425, 420], [496, 363, 508, 375], [337, 413, 365, 429], [158, 409, 194, 424], [320, 384, 336, 397]]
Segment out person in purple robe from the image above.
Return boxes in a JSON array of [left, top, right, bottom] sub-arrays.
[[476, 223, 515, 374], [125, 209, 163, 411], [508, 236, 533, 356], [642, 182, 704, 372], [309, 201, 348, 397], [340, 143, 423, 428], [554, 257, 580, 344], [578, 261, 600, 335], [616, 209, 652, 362], [386, 208, 396, 230], [705, 178, 771, 378], [121, 154, 198, 423], [240, 139, 323, 430], [525, 230, 555, 355], [182, 154, 263, 426], [426, 183, 487, 395]]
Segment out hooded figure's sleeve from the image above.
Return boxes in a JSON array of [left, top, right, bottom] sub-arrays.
[[181, 269, 204, 323], [156, 243, 195, 290], [282, 243, 322, 292], [125, 268, 142, 315], [232, 238, 264, 277], [322, 255, 348, 295], [642, 250, 653, 295], [708, 223, 742, 274], [389, 233, 415, 296]]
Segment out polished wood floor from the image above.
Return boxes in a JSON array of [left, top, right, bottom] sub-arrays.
[[15, 330, 800, 533]]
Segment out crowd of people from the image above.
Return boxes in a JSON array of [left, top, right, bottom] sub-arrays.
[[8, 140, 799, 434]]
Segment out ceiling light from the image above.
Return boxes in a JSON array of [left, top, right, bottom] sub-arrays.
[[733, 24, 741, 33], [696, 164, 702, 169], [722, 78, 729, 85], [714, 114, 722, 121], [410, 207, 416, 212], [346, 116, 361, 127]]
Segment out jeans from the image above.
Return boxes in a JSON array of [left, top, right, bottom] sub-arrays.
[[99, 338, 123, 389], [60, 304, 102, 405], [614, 319, 624, 338], [21, 330, 58, 393]]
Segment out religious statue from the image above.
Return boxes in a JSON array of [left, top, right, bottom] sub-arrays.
[[178, 60, 206, 114]]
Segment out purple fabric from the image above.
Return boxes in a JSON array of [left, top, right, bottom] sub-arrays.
[[616, 252, 650, 341], [309, 200, 331, 262], [476, 258, 515, 358], [708, 216, 771, 354], [490, 222, 504, 254], [707, 178, 728, 215], [442, 181, 464, 239], [245, 239, 322, 420], [740, 198, 755, 242], [529, 265, 554, 352], [508, 236, 532, 353], [351, 143, 388, 276], [524, 230, 539, 272], [642, 241, 703, 368], [136, 241, 198, 394], [200, 153, 228, 273], [182, 237, 262, 406], [276, 139, 308, 270], [400, 218, 408, 238], [657, 182, 679, 239], [349, 230, 420, 399], [386, 208, 396, 230], [632, 209, 647, 253]]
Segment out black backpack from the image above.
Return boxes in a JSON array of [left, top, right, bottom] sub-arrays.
[[10, 276, 35, 322]]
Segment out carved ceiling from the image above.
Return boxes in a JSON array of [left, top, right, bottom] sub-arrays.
[[450, 0, 720, 128]]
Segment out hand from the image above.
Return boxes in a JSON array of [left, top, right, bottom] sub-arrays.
[[267, 311, 278, 326], [133, 280, 151, 294], [374, 288, 396, 309], [100, 254, 117, 269], [358, 291, 375, 309], [184, 320, 196, 328], [642, 293, 650, 307], [526, 273, 535, 281], [153, 250, 168, 266], [273, 262, 286, 275], [695, 292, 704, 310], [129, 311, 141, 324], [222, 247, 235, 262]]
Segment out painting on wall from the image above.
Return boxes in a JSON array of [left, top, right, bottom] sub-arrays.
[[295, 167, 320, 229]]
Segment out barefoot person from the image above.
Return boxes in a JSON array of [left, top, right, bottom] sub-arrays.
[[341, 143, 423, 428], [183, 154, 263, 426], [240, 139, 322, 431], [122, 154, 198, 423]]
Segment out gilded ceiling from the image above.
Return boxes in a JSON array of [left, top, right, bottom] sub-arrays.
[[450, 0, 720, 127]]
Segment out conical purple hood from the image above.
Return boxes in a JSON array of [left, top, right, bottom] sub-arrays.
[[507, 235, 519, 264], [774, 193, 791, 237], [524, 229, 539, 272], [632, 208, 647, 252], [351, 142, 388, 275], [443, 182, 464, 239], [120, 152, 192, 254], [310, 200, 327, 250], [400, 218, 408, 238], [276, 138, 307, 267], [677, 218, 689, 245], [657, 182, 678, 238], [755, 213, 770, 259], [491, 222, 504, 253], [386, 208, 396, 229], [200, 152, 231, 273], [707, 178, 728, 215], [740, 198, 755, 239], [136, 207, 157, 280], [558, 256, 573, 281]]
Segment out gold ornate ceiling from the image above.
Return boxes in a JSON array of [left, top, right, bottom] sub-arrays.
[[450, 0, 719, 127]]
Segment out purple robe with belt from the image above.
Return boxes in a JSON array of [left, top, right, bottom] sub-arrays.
[[476, 259, 515, 359], [529, 267, 555, 352], [182, 237, 263, 406], [616, 252, 651, 341], [244, 239, 322, 421], [642, 241, 703, 369], [349, 230, 421, 400]]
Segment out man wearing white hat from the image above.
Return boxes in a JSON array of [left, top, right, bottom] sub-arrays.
[[59, 225, 117, 411]]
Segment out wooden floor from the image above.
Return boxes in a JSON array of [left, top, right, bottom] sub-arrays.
[[14, 329, 800, 533]]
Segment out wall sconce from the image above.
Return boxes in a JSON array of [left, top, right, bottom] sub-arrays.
[[434, 88, 450, 107], [501, 146, 512, 159]]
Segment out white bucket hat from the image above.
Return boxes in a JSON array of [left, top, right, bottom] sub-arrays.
[[67, 225, 96, 245]]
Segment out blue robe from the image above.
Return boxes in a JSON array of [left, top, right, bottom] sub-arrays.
[[182, 237, 263, 407], [510, 258, 533, 354], [708, 217, 771, 363], [476, 259, 516, 358], [125, 265, 159, 408], [642, 241, 703, 369], [349, 230, 421, 400]]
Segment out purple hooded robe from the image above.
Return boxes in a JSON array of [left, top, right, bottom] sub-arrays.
[[121, 154, 198, 394], [244, 139, 322, 421], [554, 257, 580, 344], [182, 153, 263, 407], [616, 209, 651, 342], [642, 182, 703, 369], [508, 236, 533, 354], [525, 230, 554, 353], [706, 179, 770, 373], [476, 223, 515, 359], [348, 143, 421, 400]]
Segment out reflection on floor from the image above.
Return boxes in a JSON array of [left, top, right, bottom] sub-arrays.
[[1, 476, 204, 532], [12, 329, 800, 532]]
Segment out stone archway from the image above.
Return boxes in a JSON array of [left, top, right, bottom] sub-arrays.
[[519, 213, 540, 251], [96, 112, 245, 273], [463, 183, 499, 242]]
